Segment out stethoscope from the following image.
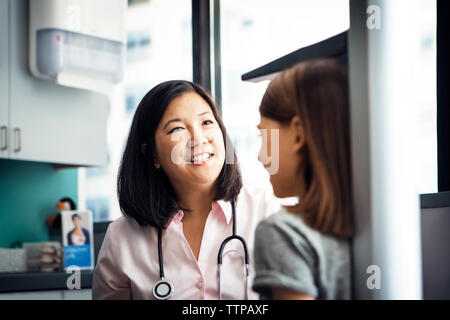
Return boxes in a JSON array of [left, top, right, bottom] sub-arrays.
[[152, 198, 249, 300]]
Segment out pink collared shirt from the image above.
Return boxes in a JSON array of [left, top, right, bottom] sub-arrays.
[[92, 186, 280, 300]]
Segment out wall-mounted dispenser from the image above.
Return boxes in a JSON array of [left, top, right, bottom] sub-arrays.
[[29, 0, 127, 94]]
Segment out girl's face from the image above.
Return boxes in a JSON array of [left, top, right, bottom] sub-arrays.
[[257, 115, 305, 198], [154, 92, 226, 189]]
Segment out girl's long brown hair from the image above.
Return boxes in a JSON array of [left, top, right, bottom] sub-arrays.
[[260, 58, 353, 238]]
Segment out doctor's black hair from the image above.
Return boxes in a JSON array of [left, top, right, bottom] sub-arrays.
[[117, 80, 242, 229]]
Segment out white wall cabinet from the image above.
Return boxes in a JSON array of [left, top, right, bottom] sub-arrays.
[[0, 0, 108, 166], [0, 0, 9, 159]]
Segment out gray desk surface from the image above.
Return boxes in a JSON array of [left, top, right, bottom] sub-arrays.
[[0, 270, 93, 293]]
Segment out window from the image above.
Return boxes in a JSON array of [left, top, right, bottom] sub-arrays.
[[220, 0, 350, 193], [416, 0, 437, 193]]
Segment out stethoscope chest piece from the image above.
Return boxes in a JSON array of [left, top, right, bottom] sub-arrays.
[[153, 278, 173, 300]]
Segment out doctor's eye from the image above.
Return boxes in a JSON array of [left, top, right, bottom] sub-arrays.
[[168, 127, 184, 134], [202, 119, 214, 126]]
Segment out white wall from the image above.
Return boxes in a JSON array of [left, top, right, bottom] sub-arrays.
[[349, 0, 424, 299]]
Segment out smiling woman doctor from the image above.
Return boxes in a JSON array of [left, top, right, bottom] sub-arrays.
[[92, 80, 279, 300]]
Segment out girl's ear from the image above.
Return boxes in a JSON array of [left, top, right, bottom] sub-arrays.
[[291, 116, 305, 152]]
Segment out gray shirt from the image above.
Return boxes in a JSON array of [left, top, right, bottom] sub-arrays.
[[252, 210, 351, 299]]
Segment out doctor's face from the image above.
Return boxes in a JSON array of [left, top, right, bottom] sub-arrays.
[[154, 92, 226, 189]]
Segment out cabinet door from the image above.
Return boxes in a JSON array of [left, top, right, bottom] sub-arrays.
[[8, 0, 108, 166], [0, 0, 9, 159]]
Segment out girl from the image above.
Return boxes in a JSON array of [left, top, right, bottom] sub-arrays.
[[92, 80, 279, 299], [252, 59, 353, 300]]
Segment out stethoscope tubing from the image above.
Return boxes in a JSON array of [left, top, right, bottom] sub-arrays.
[[153, 198, 249, 300], [158, 228, 164, 279]]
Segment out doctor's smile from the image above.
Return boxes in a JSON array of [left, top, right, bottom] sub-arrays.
[[187, 152, 214, 165]]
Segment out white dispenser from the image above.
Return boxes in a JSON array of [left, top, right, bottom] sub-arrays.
[[29, 0, 127, 94]]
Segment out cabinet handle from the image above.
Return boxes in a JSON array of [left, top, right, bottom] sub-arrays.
[[14, 128, 21, 152], [1, 126, 7, 151]]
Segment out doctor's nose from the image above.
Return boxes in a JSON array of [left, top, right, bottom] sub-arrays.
[[188, 127, 209, 148]]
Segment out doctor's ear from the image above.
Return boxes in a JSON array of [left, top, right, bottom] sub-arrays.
[[291, 116, 305, 152], [141, 143, 160, 168], [141, 143, 147, 155]]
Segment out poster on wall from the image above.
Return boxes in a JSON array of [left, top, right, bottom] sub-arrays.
[[61, 210, 94, 270]]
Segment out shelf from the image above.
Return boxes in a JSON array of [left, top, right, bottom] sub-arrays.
[[0, 221, 111, 293], [0, 270, 93, 293], [241, 31, 348, 83]]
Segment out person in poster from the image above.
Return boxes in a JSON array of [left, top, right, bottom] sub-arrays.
[[62, 210, 94, 270], [67, 213, 91, 246]]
